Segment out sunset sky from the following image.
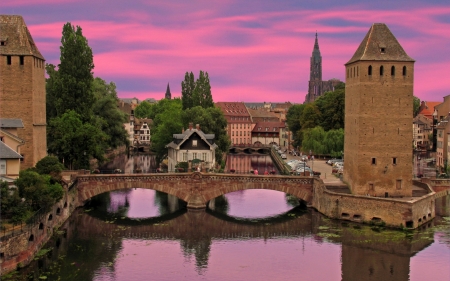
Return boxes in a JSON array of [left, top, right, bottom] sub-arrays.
[[2, 0, 449, 103]]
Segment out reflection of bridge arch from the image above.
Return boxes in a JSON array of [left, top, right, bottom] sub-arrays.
[[74, 173, 315, 209]]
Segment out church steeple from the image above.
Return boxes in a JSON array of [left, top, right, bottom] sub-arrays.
[[310, 32, 322, 81], [165, 83, 171, 99]]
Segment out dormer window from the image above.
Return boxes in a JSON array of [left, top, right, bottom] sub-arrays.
[[380, 48, 385, 54], [192, 140, 197, 147], [0, 41, 6, 46]]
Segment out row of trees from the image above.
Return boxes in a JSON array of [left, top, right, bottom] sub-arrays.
[[134, 71, 230, 165], [287, 83, 345, 156], [1, 156, 64, 224], [46, 23, 128, 169]]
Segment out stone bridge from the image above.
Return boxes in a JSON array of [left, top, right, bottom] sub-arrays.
[[74, 172, 315, 208]]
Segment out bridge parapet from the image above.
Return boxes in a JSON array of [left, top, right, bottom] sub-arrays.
[[74, 173, 315, 209]]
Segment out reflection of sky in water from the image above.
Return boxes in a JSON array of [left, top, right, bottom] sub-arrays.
[[95, 238, 342, 281], [225, 190, 295, 218], [108, 189, 161, 218]]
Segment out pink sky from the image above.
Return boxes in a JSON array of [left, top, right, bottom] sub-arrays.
[[2, 0, 449, 103]]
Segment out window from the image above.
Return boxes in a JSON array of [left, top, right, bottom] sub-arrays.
[[7, 56, 11, 65], [371, 158, 376, 165], [0, 41, 5, 46], [202, 153, 207, 161], [368, 65, 372, 76], [20, 56, 24, 65], [402, 66, 407, 76], [396, 180, 402, 190], [391, 66, 395, 76], [380, 66, 384, 76], [393, 157, 397, 165], [183, 153, 187, 161], [192, 140, 198, 147], [193, 152, 197, 159], [380, 47, 385, 53]]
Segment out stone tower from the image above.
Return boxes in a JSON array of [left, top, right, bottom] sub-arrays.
[[343, 23, 415, 197], [165, 83, 171, 99], [305, 33, 342, 103], [0, 15, 47, 169]]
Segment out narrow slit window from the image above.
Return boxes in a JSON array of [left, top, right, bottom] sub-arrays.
[[380, 66, 384, 76], [371, 158, 376, 165], [368, 65, 372, 76], [393, 157, 397, 165], [391, 66, 395, 76], [402, 66, 407, 76], [7, 55, 11, 65], [20, 56, 24, 65]]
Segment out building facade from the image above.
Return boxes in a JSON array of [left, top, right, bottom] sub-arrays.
[[436, 115, 449, 173], [343, 23, 414, 197], [0, 15, 47, 169], [216, 102, 253, 145], [413, 115, 433, 151], [0, 119, 24, 179], [304, 33, 342, 103]]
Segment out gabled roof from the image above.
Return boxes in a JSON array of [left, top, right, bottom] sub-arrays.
[[346, 23, 414, 65], [0, 15, 44, 59], [216, 102, 250, 117], [247, 108, 279, 119], [0, 118, 24, 128], [0, 128, 25, 143], [419, 101, 441, 118], [166, 128, 216, 149], [0, 141, 23, 159]]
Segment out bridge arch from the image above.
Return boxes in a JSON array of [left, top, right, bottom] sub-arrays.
[[75, 173, 314, 209]]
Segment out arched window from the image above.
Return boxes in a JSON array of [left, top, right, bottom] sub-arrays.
[[380, 66, 384, 76], [391, 66, 395, 76], [368, 65, 372, 76], [48, 214, 53, 221], [402, 66, 407, 76], [29, 234, 34, 242], [39, 223, 44, 230]]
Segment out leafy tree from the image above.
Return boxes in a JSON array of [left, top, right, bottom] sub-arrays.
[[302, 127, 344, 156], [286, 104, 306, 147], [48, 110, 109, 169], [1, 181, 29, 223], [300, 104, 321, 130], [15, 170, 63, 212], [315, 88, 345, 131], [92, 78, 129, 149], [192, 71, 214, 109], [35, 156, 65, 183], [413, 96, 421, 117], [181, 72, 195, 110], [134, 101, 153, 119], [150, 99, 184, 162], [48, 22, 95, 122]]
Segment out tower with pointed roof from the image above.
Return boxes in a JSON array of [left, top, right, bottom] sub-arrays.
[[343, 23, 415, 197], [305, 33, 341, 103], [165, 83, 171, 99], [0, 15, 47, 169]]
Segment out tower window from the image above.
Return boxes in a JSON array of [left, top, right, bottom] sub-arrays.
[[371, 158, 376, 165], [368, 65, 372, 76], [393, 158, 397, 165], [402, 66, 407, 76], [7, 56, 11, 65], [380, 66, 384, 76], [380, 48, 386, 53], [20, 56, 24, 65], [0, 41, 5, 46], [391, 66, 395, 76]]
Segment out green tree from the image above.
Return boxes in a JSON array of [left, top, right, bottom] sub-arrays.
[[324, 129, 344, 157], [286, 104, 305, 135], [315, 88, 345, 131], [15, 170, 63, 212], [48, 22, 95, 121], [1, 181, 29, 223], [92, 78, 129, 149], [35, 156, 65, 183], [134, 101, 153, 119], [181, 72, 195, 110], [413, 96, 421, 117], [47, 110, 108, 169], [192, 71, 214, 109], [150, 99, 184, 162], [302, 126, 326, 155], [300, 104, 321, 130]]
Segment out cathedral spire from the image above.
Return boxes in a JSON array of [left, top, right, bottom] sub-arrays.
[[165, 83, 171, 99]]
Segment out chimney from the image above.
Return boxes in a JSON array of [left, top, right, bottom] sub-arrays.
[[196, 124, 200, 131], [189, 122, 193, 130]]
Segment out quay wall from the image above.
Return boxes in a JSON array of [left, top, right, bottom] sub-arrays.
[[312, 179, 436, 229], [0, 188, 78, 275]]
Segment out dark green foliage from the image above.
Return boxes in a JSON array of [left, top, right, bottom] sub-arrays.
[[47, 110, 109, 169], [413, 96, 421, 117], [91, 78, 129, 149], [300, 104, 321, 130], [181, 72, 195, 110], [315, 88, 345, 131], [50, 22, 95, 122], [181, 71, 214, 110], [35, 156, 64, 175], [302, 127, 344, 157], [134, 101, 153, 119], [1, 181, 29, 224], [15, 170, 63, 212]]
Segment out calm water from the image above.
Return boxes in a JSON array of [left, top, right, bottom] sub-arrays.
[[5, 154, 450, 281], [7, 188, 450, 281]]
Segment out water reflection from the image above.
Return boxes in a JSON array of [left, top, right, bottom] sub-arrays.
[[226, 154, 277, 174], [99, 153, 157, 173]]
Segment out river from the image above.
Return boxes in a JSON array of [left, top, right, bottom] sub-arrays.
[[4, 154, 450, 281]]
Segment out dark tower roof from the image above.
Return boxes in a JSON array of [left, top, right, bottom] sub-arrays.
[[346, 23, 414, 65], [0, 15, 45, 59], [312, 32, 321, 61], [165, 83, 171, 99]]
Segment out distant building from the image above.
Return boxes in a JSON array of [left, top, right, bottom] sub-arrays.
[[166, 123, 217, 172], [216, 102, 253, 145], [0, 119, 24, 179], [436, 114, 450, 173], [165, 83, 171, 99], [117, 101, 136, 146], [418, 101, 441, 120], [251, 122, 285, 146], [344, 23, 414, 197], [0, 15, 47, 169], [304, 33, 342, 103], [412, 115, 433, 151]]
